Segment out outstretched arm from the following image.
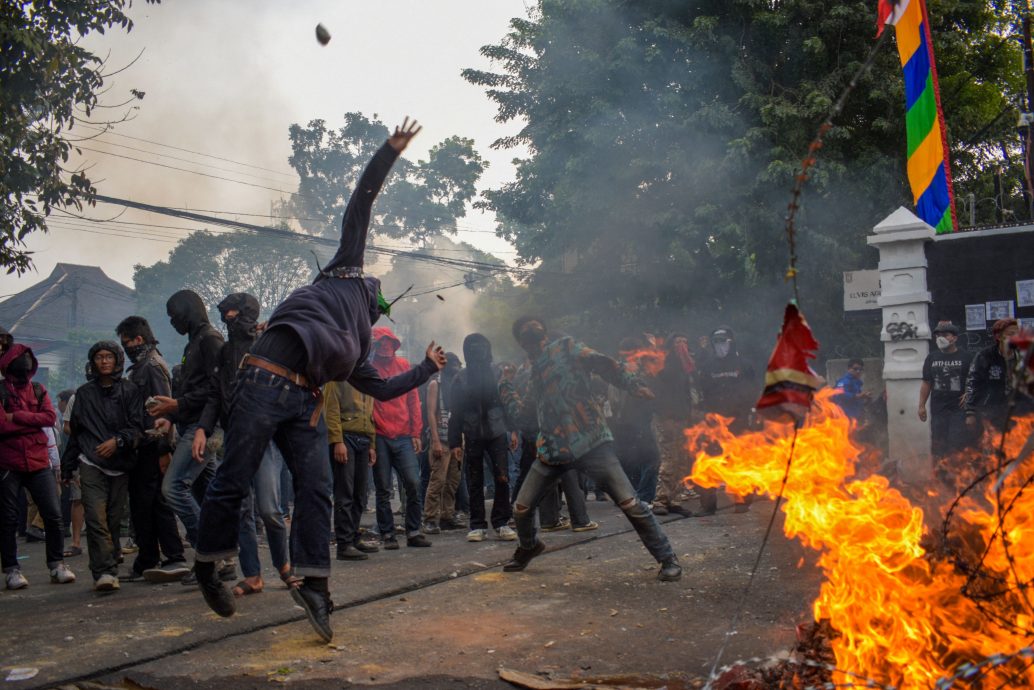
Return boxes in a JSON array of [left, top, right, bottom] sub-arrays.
[[323, 118, 422, 273], [347, 341, 445, 401]]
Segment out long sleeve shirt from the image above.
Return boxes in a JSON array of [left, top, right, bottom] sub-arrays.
[[262, 143, 401, 387], [324, 380, 376, 443], [369, 355, 424, 440], [499, 337, 640, 465]]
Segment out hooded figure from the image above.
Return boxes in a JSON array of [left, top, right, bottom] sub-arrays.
[[198, 293, 261, 437], [448, 333, 513, 539], [61, 342, 144, 477], [369, 326, 422, 440], [0, 344, 56, 473], [698, 326, 756, 421], [164, 290, 224, 427], [192, 125, 443, 640]]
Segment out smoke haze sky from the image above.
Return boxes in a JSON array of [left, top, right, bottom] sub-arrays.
[[2, 0, 528, 297]]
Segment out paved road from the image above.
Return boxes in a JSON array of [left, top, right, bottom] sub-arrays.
[[1, 497, 822, 689]]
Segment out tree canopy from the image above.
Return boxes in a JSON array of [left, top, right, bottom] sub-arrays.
[[1, 0, 156, 274], [285, 112, 487, 243], [463, 0, 1021, 356]]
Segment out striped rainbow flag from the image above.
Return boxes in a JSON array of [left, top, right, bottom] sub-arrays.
[[878, 0, 957, 234]]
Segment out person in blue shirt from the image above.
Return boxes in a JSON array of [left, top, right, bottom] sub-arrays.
[[833, 358, 870, 422]]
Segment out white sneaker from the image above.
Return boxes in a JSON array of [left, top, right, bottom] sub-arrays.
[[466, 528, 487, 542], [5, 569, 28, 590], [495, 525, 518, 541], [50, 563, 76, 584], [94, 573, 120, 591]]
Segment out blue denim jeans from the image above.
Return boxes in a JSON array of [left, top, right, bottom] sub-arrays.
[[237, 443, 289, 578], [196, 366, 333, 577], [161, 423, 216, 547], [514, 442, 674, 563], [373, 436, 422, 538]]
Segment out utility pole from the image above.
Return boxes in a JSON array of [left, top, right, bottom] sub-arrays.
[[1020, 6, 1034, 219]]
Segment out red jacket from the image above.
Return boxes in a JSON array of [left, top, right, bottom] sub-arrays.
[[370, 327, 422, 440], [0, 345, 57, 473]]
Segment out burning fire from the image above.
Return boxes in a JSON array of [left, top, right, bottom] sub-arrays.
[[621, 346, 667, 377], [686, 389, 1034, 688]]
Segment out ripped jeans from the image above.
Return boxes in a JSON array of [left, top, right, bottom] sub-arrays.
[[513, 441, 674, 563]]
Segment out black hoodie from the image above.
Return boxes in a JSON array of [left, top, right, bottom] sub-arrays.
[[198, 293, 260, 434], [61, 341, 145, 477], [166, 290, 224, 427], [447, 334, 508, 447]]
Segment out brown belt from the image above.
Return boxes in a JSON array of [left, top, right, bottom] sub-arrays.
[[241, 355, 323, 427]]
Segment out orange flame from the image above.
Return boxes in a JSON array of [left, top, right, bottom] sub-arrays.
[[686, 389, 1034, 687], [621, 347, 667, 377]]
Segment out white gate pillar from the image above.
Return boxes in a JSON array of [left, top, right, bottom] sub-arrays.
[[866, 207, 935, 484]]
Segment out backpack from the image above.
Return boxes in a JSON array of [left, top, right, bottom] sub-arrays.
[[0, 380, 45, 412]]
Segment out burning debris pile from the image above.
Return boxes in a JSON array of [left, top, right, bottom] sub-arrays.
[[686, 390, 1034, 688]]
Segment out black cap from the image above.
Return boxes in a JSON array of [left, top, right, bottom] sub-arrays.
[[933, 322, 959, 336]]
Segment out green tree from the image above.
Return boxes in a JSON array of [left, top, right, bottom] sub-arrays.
[[286, 112, 487, 242], [1, 0, 157, 274], [464, 0, 1020, 357], [133, 230, 322, 349]]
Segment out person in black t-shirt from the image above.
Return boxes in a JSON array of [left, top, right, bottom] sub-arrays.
[[919, 322, 972, 471]]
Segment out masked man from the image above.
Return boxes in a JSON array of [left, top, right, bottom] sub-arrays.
[[192, 119, 445, 643], [498, 316, 681, 582]]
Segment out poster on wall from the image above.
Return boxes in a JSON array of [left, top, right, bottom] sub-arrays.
[[966, 304, 986, 331], [1018, 280, 1034, 308], [1020, 318, 1034, 331], [986, 300, 1015, 320]]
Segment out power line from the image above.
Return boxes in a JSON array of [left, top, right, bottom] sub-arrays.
[[73, 124, 297, 177], [68, 195, 532, 276], [73, 137, 298, 186], [73, 146, 311, 198]]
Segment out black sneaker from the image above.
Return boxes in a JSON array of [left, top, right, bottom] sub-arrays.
[[291, 584, 334, 643], [407, 534, 432, 548], [118, 569, 145, 583], [657, 557, 682, 582], [353, 540, 379, 554], [502, 540, 546, 572], [143, 561, 191, 584], [667, 504, 692, 517], [195, 563, 235, 617], [439, 517, 464, 531], [382, 537, 400, 551], [336, 544, 368, 561]]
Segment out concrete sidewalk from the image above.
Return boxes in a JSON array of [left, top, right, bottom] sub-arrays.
[[1, 498, 822, 689]]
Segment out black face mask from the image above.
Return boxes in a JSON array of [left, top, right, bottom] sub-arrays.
[[223, 314, 257, 342], [169, 312, 191, 336], [6, 352, 32, 384], [124, 343, 149, 363]]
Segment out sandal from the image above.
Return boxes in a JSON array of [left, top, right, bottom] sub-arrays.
[[232, 580, 263, 597], [279, 565, 302, 589], [63, 546, 82, 558]]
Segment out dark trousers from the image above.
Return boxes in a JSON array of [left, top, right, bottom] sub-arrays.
[[1, 467, 64, 571], [930, 408, 969, 460], [196, 366, 333, 578], [465, 434, 512, 530], [79, 463, 129, 579], [331, 434, 371, 547], [129, 449, 185, 574], [615, 427, 661, 504]]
